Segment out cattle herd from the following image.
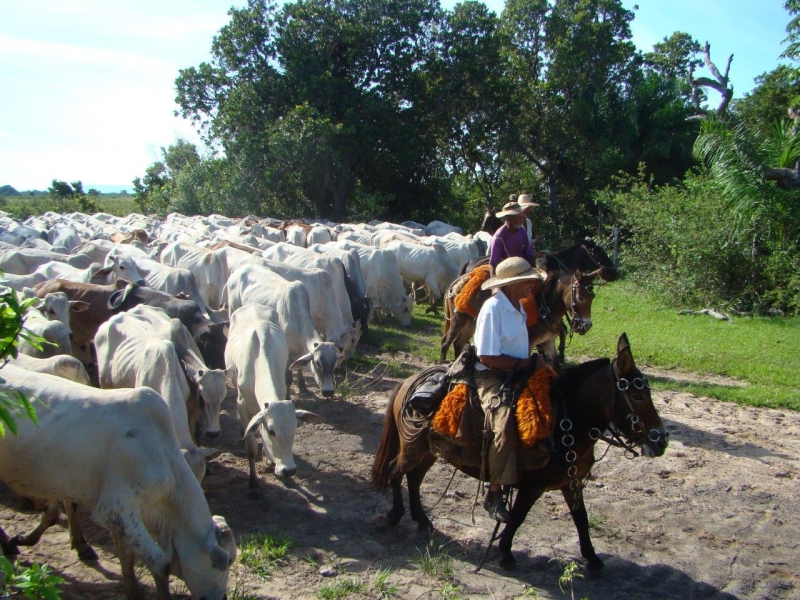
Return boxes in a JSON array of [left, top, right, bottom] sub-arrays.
[[0, 210, 486, 599]]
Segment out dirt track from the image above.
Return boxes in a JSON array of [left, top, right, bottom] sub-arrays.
[[1, 352, 799, 600]]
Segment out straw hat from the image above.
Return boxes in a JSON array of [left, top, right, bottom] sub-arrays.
[[495, 201, 524, 218], [518, 194, 539, 208], [481, 257, 547, 290]]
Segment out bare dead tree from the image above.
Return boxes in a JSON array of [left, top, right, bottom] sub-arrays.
[[689, 42, 734, 119]]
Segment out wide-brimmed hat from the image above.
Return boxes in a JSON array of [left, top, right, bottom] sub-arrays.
[[481, 257, 547, 290], [495, 201, 524, 218], [518, 194, 539, 208]]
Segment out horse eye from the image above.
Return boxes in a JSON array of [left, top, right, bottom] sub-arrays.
[[585, 285, 594, 294]]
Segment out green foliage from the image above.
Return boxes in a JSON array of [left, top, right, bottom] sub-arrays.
[[412, 539, 456, 581], [2, 194, 136, 220], [0, 556, 64, 600], [374, 566, 399, 599], [0, 185, 19, 196], [733, 65, 800, 132], [557, 561, 585, 600], [316, 577, 365, 600], [47, 179, 98, 213], [0, 287, 41, 437], [238, 533, 292, 579]]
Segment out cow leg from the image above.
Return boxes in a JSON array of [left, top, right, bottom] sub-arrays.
[[497, 484, 546, 570], [110, 531, 148, 600], [65, 502, 98, 561], [0, 525, 18, 557], [284, 369, 293, 400], [561, 486, 603, 574], [406, 455, 437, 532], [237, 393, 261, 488], [9, 500, 61, 549]]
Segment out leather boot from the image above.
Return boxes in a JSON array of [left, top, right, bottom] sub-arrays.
[[483, 490, 510, 523]]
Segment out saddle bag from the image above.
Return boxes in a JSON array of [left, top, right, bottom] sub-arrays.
[[409, 371, 450, 415]]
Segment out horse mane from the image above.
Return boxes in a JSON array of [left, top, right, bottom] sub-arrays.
[[551, 358, 610, 399]]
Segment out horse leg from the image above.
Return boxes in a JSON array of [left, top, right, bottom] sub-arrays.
[[406, 454, 437, 532], [385, 473, 406, 526], [440, 312, 466, 361], [558, 321, 567, 365], [497, 484, 546, 570], [560, 487, 603, 574]]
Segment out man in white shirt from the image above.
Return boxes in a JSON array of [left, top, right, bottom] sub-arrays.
[[474, 256, 547, 522]]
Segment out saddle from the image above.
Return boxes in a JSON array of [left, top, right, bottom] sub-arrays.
[[406, 348, 557, 474], [451, 264, 539, 326]]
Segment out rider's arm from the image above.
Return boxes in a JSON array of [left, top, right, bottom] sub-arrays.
[[478, 354, 532, 371]]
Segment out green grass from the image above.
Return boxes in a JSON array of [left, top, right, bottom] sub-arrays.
[[358, 304, 444, 367], [566, 281, 800, 410], [238, 533, 293, 579], [317, 577, 365, 600], [412, 539, 457, 581], [2, 193, 137, 218]]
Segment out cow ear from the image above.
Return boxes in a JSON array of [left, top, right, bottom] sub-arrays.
[[108, 284, 134, 310], [289, 353, 313, 370], [295, 409, 324, 425], [69, 300, 90, 313], [21, 287, 39, 303], [181, 360, 198, 381], [243, 409, 268, 439]]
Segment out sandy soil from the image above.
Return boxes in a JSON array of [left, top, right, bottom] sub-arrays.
[[1, 351, 798, 600]]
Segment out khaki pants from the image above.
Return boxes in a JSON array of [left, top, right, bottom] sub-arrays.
[[474, 368, 518, 485]]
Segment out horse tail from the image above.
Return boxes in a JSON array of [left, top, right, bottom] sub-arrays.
[[372, 383, 402, 490]]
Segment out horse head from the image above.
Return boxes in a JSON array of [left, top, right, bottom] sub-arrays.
[[582, 238, 618, 282], [609, 333, 669, 457], [568, 267, 602, 335]]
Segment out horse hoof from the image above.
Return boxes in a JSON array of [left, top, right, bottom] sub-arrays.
[[384, 511, 403, 527], [498, 552, 516, 571], [416, 520, 434, 533], [77, 546, 98, 561], [587, 558, 604, 576]]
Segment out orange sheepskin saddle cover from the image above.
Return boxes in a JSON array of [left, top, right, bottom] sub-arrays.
[[452, 264, 538, 326], [431, 367, 556, 447]]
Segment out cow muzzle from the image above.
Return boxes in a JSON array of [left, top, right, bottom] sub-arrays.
[[276, 465, 297, 478]]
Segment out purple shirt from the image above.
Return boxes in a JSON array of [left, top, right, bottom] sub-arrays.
[[489, 224, 535, 268]]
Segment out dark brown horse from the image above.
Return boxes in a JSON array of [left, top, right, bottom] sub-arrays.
[[441, 267, 602, 363], [372, 333, 668, 572], [458, 238, 617, 281]]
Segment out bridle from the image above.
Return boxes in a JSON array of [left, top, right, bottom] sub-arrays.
[[558, 359, 656, 511], [561, 274, 594, 337]]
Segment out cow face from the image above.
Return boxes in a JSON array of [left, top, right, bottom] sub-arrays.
[[194, 367, 229, 439], [35, 292, 89, 336], [172, 516, 236, 600], [289, 341, 341, 398], [196, 322, 228, 370], [390, 295, 413, 327], [245, 401, 323, 477], [104, 254, 146, 285]]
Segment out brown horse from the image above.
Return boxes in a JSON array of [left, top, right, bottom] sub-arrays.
[[372, 333, 668, 572], [441, 267, 602, 363]]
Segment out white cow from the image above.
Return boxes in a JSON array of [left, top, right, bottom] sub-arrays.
[[262, 243, 363, 352], [95, 313, 217, 482], [17, 291, 89, 358], [0, 248, 93, 275], [226, 303, 323, 483], [426, 220, 463, 236], [331, 241, 412, 326], [247, 256, 358, 354], [161, 242, 228, 310], [128, 305, 229, 441], [306, 225, 333, 245], [135, 257, 215, 319], [0, 365, 236, 600], [7, 353, 91, 385], [226, 264, 341, 397], [382, 240, 459, 307], [286, 224, 307, 247]]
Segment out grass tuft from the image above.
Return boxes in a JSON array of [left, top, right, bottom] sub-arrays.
[[238, 533, 292, 579]]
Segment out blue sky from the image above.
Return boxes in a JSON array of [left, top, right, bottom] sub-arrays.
[[0, 0, 792, 192]]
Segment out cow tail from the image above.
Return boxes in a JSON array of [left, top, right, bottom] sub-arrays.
[[371, 384, 402, 490]]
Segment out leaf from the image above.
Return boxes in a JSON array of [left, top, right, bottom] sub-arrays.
[[0, 402, 18, 436]]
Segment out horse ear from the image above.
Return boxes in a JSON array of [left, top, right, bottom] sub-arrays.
[[617, 333, 633, 372]]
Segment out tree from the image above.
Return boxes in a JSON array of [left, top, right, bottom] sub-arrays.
[[133, 139, 202, 215], [0, 186, 19, 196], [47, 179, 98, 213], [500, 0, 637, 238], [734, 65, 800, 132]]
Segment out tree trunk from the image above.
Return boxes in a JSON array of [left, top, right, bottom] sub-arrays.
[[547, 170, 559, 238]]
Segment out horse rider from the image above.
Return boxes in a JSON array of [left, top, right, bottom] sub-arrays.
[[488, 201, 536, 274], [517, 194, 541, 251], [474, 256, 547, 522]]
